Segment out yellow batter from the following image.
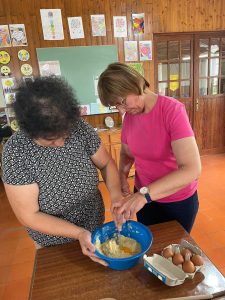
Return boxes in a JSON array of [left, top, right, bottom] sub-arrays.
[[95, 235, 141, 258]]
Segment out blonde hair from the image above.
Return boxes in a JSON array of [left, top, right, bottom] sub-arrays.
[[97, 62, 149, 107]]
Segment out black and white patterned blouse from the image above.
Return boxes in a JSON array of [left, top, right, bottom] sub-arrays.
[[2, 118, 105, 246]]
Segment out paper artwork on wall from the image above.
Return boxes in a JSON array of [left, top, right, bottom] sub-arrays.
[[21, 63, 33, 76], [9, 24, 28, 46], [1, 66, 11, 76], [5, 92, 16, 105], [68, 17, 84, 39], [40, 9, 64, 40], [124, 41, 138, 62], [39, 61, 61, 76], [127, 63, 144, 76], [1, 77, 16, 93], [10, 119, 18, 131], [0, 25, 11, 47], [0, 50, 11, 64], [91, 15, 106, 37], [139, 41, 152, 61], [113, 16, 127, 38], [79, 104, 90, 116], [18, 49, 30, 61], [132, 13, 144, 35]]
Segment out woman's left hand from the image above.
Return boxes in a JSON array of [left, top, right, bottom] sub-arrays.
[[77, 229, 108, 266], [115, 192, 147, 221]]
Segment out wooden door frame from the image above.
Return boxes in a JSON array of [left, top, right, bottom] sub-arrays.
[[153, 31, 225, 154]]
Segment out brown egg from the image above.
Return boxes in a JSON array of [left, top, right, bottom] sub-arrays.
[[181, 248, 193, 258], [172, 253, 184, 265], [191, 254, 204, 266], [183, 260, 196, 273], [162, 247, 174, 258]]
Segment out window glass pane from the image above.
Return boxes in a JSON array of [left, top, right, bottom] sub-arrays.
[[157, 41, 167, 60], [181, 80, 190, 97], [169, 83, 179, 98], [221, 58, 225, 76], [222, 38, 225, 56], [199, 79, 208, 96], [209, 78, 218, 95], [220, 77, 225, 93], [169, 63, 179, 78], [199, 39, 209, 58], [168, 41, 179, 60], [199, 59, 208, 77], [181, 62, 190, 79], [210, 58, 219, 76], [158, 82, 168, 95], [210, 38, 220, 57], [158, 63, 167, 81], [181, 40, 191, 61]]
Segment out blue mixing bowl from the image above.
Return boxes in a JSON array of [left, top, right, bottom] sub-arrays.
[[91, 220, 153, 270]]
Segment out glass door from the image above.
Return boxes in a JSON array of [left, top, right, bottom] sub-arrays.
[[154, 32, 225, 154]]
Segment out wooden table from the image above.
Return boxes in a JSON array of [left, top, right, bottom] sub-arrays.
[[29, 221, 225, 300]]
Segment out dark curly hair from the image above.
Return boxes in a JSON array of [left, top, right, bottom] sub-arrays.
[[14, 76, 80, 139]]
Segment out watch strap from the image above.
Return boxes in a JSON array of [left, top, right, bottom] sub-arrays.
[[144, 193, 152, 203]]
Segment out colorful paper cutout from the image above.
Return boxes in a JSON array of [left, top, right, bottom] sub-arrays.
[[18, 49, 30, 61], [0, 51, 10, 64], [21, 64, 33, 76], [10, 119, 18, 131], [1, 65, 11, 76]]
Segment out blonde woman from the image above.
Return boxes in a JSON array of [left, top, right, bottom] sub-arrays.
[[98, 63, 201, 233]]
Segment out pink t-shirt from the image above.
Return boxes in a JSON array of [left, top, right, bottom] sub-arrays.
[[121, 95, 197, 203]]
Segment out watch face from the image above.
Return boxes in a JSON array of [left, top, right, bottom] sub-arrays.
[[140, 187, 149, 194]]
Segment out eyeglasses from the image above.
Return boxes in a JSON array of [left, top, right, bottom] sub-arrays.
[[108, 97, 127, 110]]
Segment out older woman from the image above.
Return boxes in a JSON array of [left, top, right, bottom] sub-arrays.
[[2, 77, 123, 266], [98, 63, 201, 233]]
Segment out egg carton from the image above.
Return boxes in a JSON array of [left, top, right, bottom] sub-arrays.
[[143, 240, 204, 286], [162, 240, 203, 278]]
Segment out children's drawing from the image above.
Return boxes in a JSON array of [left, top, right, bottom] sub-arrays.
[[124, 41, 138, 62], [113, 16, 127, 38], [132, 13, 144, 35], [9, 24, 28, 46], [18, 49, 30, 61], [91, 15, 106, 36], [20, 64, 33, 76], [139, 41, 152, 61], [68, 17, 84, 39], [40, 9, 64, 40], [0, 25, 11, 47], [0, 51, 11, 64]]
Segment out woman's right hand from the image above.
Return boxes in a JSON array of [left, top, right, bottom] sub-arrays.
[[77, 229, 108, 266]]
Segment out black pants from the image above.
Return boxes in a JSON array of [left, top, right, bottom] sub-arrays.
[[134, 187, 199, 233]]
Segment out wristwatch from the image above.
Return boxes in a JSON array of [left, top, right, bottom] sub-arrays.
[[139, 186, 152, 203]]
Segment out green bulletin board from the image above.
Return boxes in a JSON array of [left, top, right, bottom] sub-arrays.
[[36, 45, 118, 114]]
